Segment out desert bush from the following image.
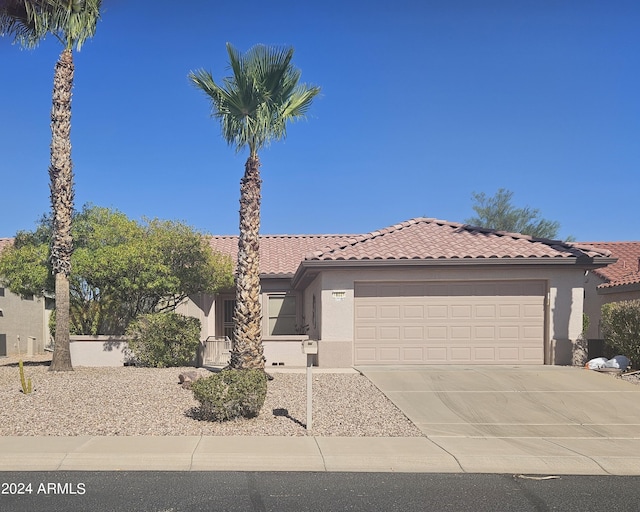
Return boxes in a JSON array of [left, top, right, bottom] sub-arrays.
[[583, 313, 590, 336], [126, 312, 201, 367], [191, 369, 268, 421], [601, 300, 640, 368]]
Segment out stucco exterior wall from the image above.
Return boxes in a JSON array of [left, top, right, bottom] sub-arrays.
[[583, 273, 606, 340], [180, 264, 591, 368], [178, 293, 216, 341], [0, 287, 51, 357], [69, 335, 131, 367], [303, 274, 323, 341], [311, 265, 587, 367], [547, 270, 586, 365]]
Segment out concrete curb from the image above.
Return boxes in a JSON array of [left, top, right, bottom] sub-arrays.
[[1, 435, 639, 475]]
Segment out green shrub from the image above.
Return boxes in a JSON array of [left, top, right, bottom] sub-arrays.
[[191, 369, 268, 421], [126, 312, 201, 367], [601, 299, 640, 368], [582, 313, 590, 337]]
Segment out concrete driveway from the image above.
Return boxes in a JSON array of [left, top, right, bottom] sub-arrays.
[[357, 365, 640, 474], [358, 365, 640, 438]]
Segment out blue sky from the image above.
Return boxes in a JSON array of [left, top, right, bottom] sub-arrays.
[[1, 0, 638, 241]]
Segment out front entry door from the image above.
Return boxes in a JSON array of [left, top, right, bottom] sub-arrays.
[[222, 298, 236, 341]]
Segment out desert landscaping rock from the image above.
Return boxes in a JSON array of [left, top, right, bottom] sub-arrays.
[[0, 360, 421, 437], [178, 370, 207, 389]]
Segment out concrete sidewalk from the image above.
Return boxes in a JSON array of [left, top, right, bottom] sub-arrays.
[[1, 434, 639, 475]]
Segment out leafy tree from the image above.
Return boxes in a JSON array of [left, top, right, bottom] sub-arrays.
[[189, 44, 320, 370], [0, 225, 52, 298], [0, 205, 234, 336], [1, 0, 102, 371], [465, 188, 561, 239]]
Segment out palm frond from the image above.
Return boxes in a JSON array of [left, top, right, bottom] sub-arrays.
[[1, 0, 101, 50], [0, 0, 40, 47], [191, 43, 321, 156]]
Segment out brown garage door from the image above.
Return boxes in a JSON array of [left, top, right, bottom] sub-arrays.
[[354, 280, 546, 365]]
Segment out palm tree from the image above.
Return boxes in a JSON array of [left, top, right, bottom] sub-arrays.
[[190, 43, 320, 370], [1, 0, 101, 371]]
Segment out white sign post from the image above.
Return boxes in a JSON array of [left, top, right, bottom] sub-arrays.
[[301, 340, 318, 430]]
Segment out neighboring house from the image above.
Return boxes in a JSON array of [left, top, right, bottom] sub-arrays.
[[0, 238, 53, 358], [581, 242, 640, 342], [183, 218, 614, 367]]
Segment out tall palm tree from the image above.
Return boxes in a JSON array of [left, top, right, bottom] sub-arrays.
[[190, 43, 320, 370], [1, 0, 101, 371]]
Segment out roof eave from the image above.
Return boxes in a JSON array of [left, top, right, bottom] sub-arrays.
[[291, 256, 617, 289], [260, 273, 294, 280], [597, 282, 640, 295]]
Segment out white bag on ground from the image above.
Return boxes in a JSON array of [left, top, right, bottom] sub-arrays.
[[604, 355, 631, 369], [586, 357, 609, 369]]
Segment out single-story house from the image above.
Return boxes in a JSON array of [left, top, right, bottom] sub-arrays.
[[581, 242, 640, 342], [0, 238, 54, 358], [183, 217, 615, 367]]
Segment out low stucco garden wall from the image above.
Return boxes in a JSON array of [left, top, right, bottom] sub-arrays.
[[70, 336, 315, 368], [69, 335, 131, 367], [263, 337, 310, 367]]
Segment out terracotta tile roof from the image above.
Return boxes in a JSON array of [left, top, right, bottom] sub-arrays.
[[579, 241, 640, 289], [305, 218, 611, 262], [3, 220, 615, 280], [208, 235, 358, 276]]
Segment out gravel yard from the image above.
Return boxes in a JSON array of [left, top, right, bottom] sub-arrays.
[[0, 356, 422, 437], [4, 355, 638, 438]]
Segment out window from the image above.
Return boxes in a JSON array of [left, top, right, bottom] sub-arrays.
[[268, 294, 297, 336], [0, 288, 4, 297]]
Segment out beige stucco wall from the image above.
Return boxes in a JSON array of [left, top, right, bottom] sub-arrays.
[[69, 335, 131, 367], [178, 293, 217, 341], [302, 274, 323, 341], [548, 272, 586, 365], [0, 288, 51, 357], [180, 265, 591, 368], [583, 273, 606, 340], [263, 338, 309, 367], [309, 265, 588, 367]]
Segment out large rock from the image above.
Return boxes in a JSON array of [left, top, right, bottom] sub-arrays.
[[178, 371, 204, 389]]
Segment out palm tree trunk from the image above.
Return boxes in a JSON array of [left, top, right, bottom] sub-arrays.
[[230, 154, 264, 370], [49, 48, 74, 372]]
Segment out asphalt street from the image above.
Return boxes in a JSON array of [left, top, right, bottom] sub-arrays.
[[1, 472, 638, 512]]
